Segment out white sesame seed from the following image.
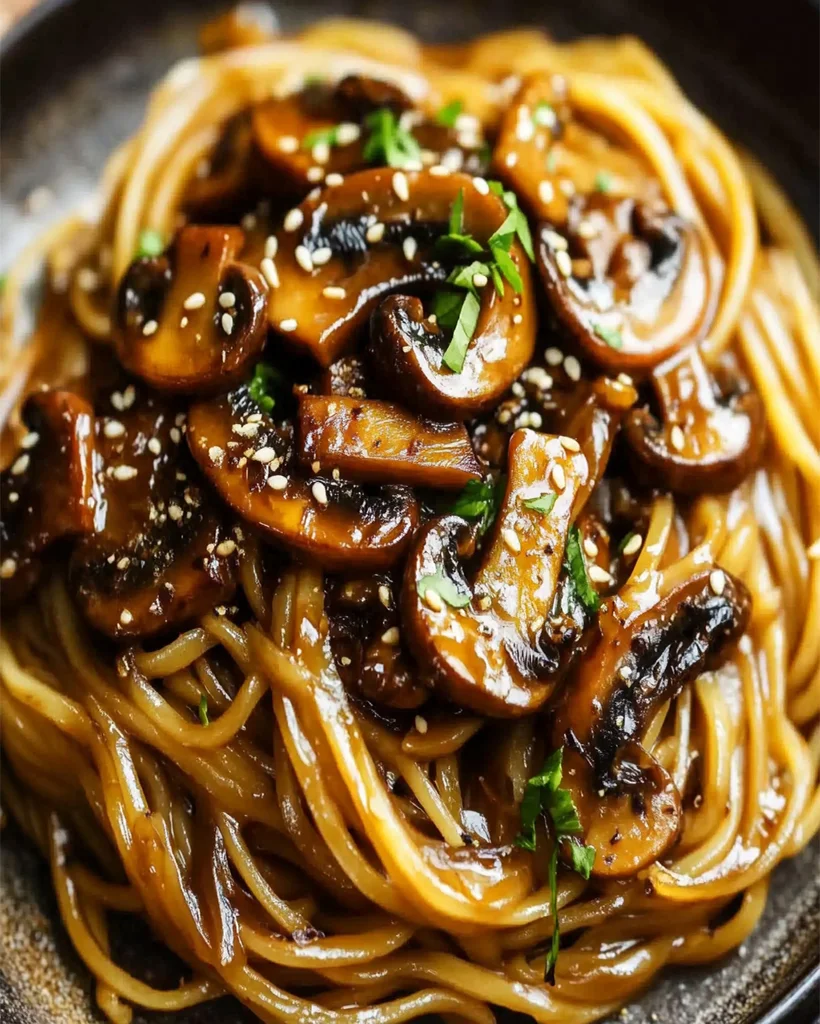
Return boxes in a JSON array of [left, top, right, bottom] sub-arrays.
[[283, 208, 304, 232], [19, 432, 39, 451], [278, 134, 298, 153], [119, 609, 133, 625], [241, 212, 257, 231], [366, 222, 385, 244], [670, 425, 685, 452], [512, 313, 523, 324], [142, 319, 158, 336], [101, 420, 123, 440], [264, 235, 278, 260], [248, 448, 274, 466], [617, 372, 634, 387], [232, 422, 260, 437], [325, 173, 344, 187], [544, 229, 568, 251], [294, 245, 314, 273], [322, 286, 346, 299], [268, 474, 288, 491], [402, 236, 418, 262], [260, 257, 280, 289], [219, 291, 236, 308], [381, 626, 400, 645], [472, 272, 489, 288], [336, 122, 360, 145], [312, 141, 331, 164], [623, 534, 643, 557], [424, 587, 444, 612], [180, 316, 189, 328], [116, 556, 130, 570], [11, 454, 30, 476], [378, 584, 392, 609], [589, 565, 613, 584], [545, 347, 563, 366], [584, 538, 599, 558], [169, 427, 181, 444], [168, 504, 183, 521], [538, 180, 555, 205], [311, 481, 328, 505], [577, 218, 598, 240], [619, 665, 633, 681], [392, 171, 409, 202], [551, 464, 566, 490], [77, 266, 99, 291], [709, 569, 726, 596], [216, 539, 237, 557], [471, 176, 489, 195], [147, 437, 162, 455], [219, 312, 233, 336], [279, 318, 298, 332], [558, 436, 579, 453], [112, 465, 138, 481], [516, 119, 535, 143], [0, 558, 17, 579], [564, 355, 581, 382], [414, 715, 429, 734], [183, 291, 206, 310], [312, 247, 332, 266], [529, 412, 543, 429], [502, 528, 521, 553], [208, 445, 224, 465], [555, 249, 573, 277], [429, 165, 451, 177], [505, 151, 518, 167], [8, 492, 18, 503], [306, 166, 325, 183]]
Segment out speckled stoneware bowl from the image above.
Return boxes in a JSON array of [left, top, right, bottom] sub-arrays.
[[1, 1, 818, 1021]]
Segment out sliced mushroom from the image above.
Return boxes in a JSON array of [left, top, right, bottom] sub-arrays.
[[1, 390, 97, 602], [70, 390, 237, 639], [114, 225, 268, 392], [624, 345, 765, 494], [401, 429, 588, 717], [187, 386, 419, 570], [268, 169, 536, 377], [554, 568, 751, 877], [537, 195, 714, 374], [184, 112, 259, 219], [318, 353, 369, 397], [298, 394, 481, 490]]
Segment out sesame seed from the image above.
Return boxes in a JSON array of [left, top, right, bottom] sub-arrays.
[[429, 165, 450, 177], [10, 453, 28, 476], [306, 166, 325, 183], [340, 655, 352, 666], [516, 119, 535, 143], [523, 367, 553, 390], [180, 316, 189, 328], [544, 229, 568, 251], [102, 420, 124, 439], [538, 180, 555, 205], [232, 422, 260, 437], [264, 235, 278, 260], [589, 565, 613, 584], [513, 313, 523, 324], [169, 427, 181, 443], [311, 461, 321, 474], [528, 412, 543, 429], [505, 151, 518, 167], [709, 569, 726, 596], [0, 558, 17, 579], [336, 122, 360, 145], [312, 141, 330, 164], [551, 464, 566, 490], [623, 534, 643, 557], [555, 249, 573, 277], [142, 319, 158, 336], [502, 528, 521, 553], [402, 236, 417, 261], [414, 715, 429, 734], [294, 245, 314, 273], [472, 272, 488, 288], [545, 347, 563, 366], [584, 538, 599, 558], [268, 474, 288, 491], [183, 291, 206, 310], [425, 587, 444, 612], [670, 425, 685, 451], [381, 626, 400, 644], [168, 504, 183, 521], [619, 665, 633, 681], [311, 481, 329, 505], [241, 212, 257, 231], [219, 291, 236, 308], [260, 257, 280, 289], [77, 266, 99, 291], [251, 447, 276, 464], [208, 445, 224, 465], [278, 134, 298, 152], [392, 171, 409, 202], [512, 382, 525, 398], [325, 172, 344, 187], [617, 372, 634, 387], [323, 286, 346, 299], [283, 208, 304, 232], [8, 492, 18, 503], [119, 609, 133, 625], [312, 247, 332, 266], [378, 585, 392, 609], [279, 318, 298, 332], [147, 437, 162, 455], [332, 467, 340, 480], [112, 465, 138, 481], [220, 312, 233, 335], [366, 222, 385, 244], [216, 539, 236, 557], [117, 557, 130, 570], [577, 218, 598, 239], [564, 355, 581, 381], [560, 179, 575, 197]]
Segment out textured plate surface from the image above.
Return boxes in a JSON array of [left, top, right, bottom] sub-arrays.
[[1, 1, 818, 1022]]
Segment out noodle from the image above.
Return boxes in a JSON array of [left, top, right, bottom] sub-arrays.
[[0, 15, 818, 1024]]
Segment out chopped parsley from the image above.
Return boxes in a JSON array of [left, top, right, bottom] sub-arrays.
[[592, 322, 623, 350], [302, 124, 341, 151], [136, 229, 164, 259], [435, 99, 463, 128], [451, 477, 504, 536], [564, 525, 601, 613], [248, 363, 283, 414], [594, 170, 612, 194], [515, 747, 596, 983], [523, 493, 557, 515], [362, 108, 421, 169], [417, 568, 471, 608], [198, 694, 210, 727]]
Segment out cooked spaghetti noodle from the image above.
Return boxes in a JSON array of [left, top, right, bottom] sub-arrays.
[[1, 14, 819, 1024]]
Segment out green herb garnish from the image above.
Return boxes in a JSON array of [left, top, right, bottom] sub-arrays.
[[0, 274, 6, 296], [533, 101, 557, 128], [515, 747, 596, 983], [417, 568, 471, 608], [136, 229, 164, 259], [435, 99, 463, 128], [248, 363, 283, 414], [198, 694, 210, 727], [362, 108, 422, 169], [565, 525, 601, 613], [594, 170, 612, 194], [523, 493, 557, 515], [451, 477, 504, 536], [431, 288, 465, 330], [442, 290, 481, 373], [302, 124, 340, 151], [592, 322, 623, 350]]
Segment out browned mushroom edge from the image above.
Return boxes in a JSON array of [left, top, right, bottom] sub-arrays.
[[537, 195, 715, 375], [1, 390, 97, 603], [70, 388, 238, 639], [401, 429, 589, 717], [298, 394, 481, 490], [624, 345, 766, 495], [187, 385, 419, 571], [183, 111, 260, 219], [267, 169, 536, 402], [553, 567, 751, 877], [114, 225, 268, 393]]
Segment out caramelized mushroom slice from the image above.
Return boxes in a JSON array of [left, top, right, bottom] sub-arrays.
[[114, 225, 268, 392], [624, 345, 765, 494], [269, 169, 535, 379], [70, 390, 237, 639], [187, 386, 419, 570], [402, 429, 588, 717], [1, 390, 96, 602], [184, 112, 258, 219], [555, 568, 751, 877], [537, 195, 714, 374], [298, 394, 481, 490]]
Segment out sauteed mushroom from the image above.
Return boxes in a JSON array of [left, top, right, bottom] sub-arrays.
[[71, 387, 237, 639], [114, 225, 268, 392], [184, 112, 258, 219], [537, 195, 713, 374], [1, 390, 96, 602], [298, 394, 481, 489], [268, 169, 536, 382], [187, 385, 419, 570], [624, 346, 765, 494], [402, 429, 588, 717], [555, 568, 751, 877]]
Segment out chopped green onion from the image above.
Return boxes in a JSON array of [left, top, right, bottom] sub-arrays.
[[565, 525, 601, 613], [417, 568, 471, 608], [248, 363, 283, 414], [136, 229, 164, 259], [198, 694, 210, 727], [436, 99, 463, 128], [362, 108, 422, 169], [592, 322, 624, 350], [594, 171, 612, 193], [302, 124, 339, 150], [523, 493, 557, 515]]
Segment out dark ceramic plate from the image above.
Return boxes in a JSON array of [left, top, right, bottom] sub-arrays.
[[1, 1, 818, 1021]]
